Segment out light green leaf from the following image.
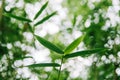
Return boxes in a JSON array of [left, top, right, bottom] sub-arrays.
[[35, 35, 64, 54], [3, 13, 32, 22], [64, 34, 85, 54], [34, 1, 48, 20], [64, 48, 107, 58], [34, 11, 57, 26], [27, 63, 60, 67]]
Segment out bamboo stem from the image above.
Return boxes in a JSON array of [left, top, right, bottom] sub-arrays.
[[58, 57, 64, 80]]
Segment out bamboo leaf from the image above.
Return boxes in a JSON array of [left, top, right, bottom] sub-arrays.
[[3, 13, 32, 22], [34, 11, 57, 26], [64, 48, 107, 58], [34, 1, 48, 20], [35, 35, 64, 54], [27, 63, 60, 67], [64, 34, 85, 54]]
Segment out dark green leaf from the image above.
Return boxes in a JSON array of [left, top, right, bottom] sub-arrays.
[[35, 35, 64, 54], [34, 11, 57, 26], [3, 13, 32, 22], [64, 34, 85, 54], [27, 63, 60, 67], [34, 1, 48, 20], [64, 48, 107, 58]]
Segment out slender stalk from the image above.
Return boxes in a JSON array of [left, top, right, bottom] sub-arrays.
[[113, 63, 118, 80], [113, 27, 118, 80], [46, 70, 52, 80], [94, 62, 97, 80], [58, 57, 64, 80], [113, 44, 118, 80], [0, 0, 5, 43], [0, 0, 3, 24]]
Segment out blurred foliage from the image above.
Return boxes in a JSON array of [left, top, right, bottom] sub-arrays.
[[0, 0, 120, 80], [63, 0, 120, 80]]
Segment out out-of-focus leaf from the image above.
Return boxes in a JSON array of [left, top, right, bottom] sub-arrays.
[[0, 46, 7, 59], [0, 45, 7, 55], [64, 34, 85, 54], [72, 14, 77, 26], [27, 63, 60, 67], [3, 13, 32, 22], [67, 28, 72, 33], [35, 35, 64, 54], [34, 1, 48, 20], [34, 11, 57, 26], [24, 0, 38, 3], [15, 56, 33, 60], [64, 48, 107, 58]]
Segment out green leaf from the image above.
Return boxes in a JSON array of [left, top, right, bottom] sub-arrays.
[[34, 1, 48, 20], [3, 13, 32, 22], [35, 35, 64, 54], [27, 63, 60, 67], [64, 48, 107, 58], [15, 56, 33, 60], [64, 34, 85, 54], [72, 14, 77, 26], [34, 11, 57, 26]]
